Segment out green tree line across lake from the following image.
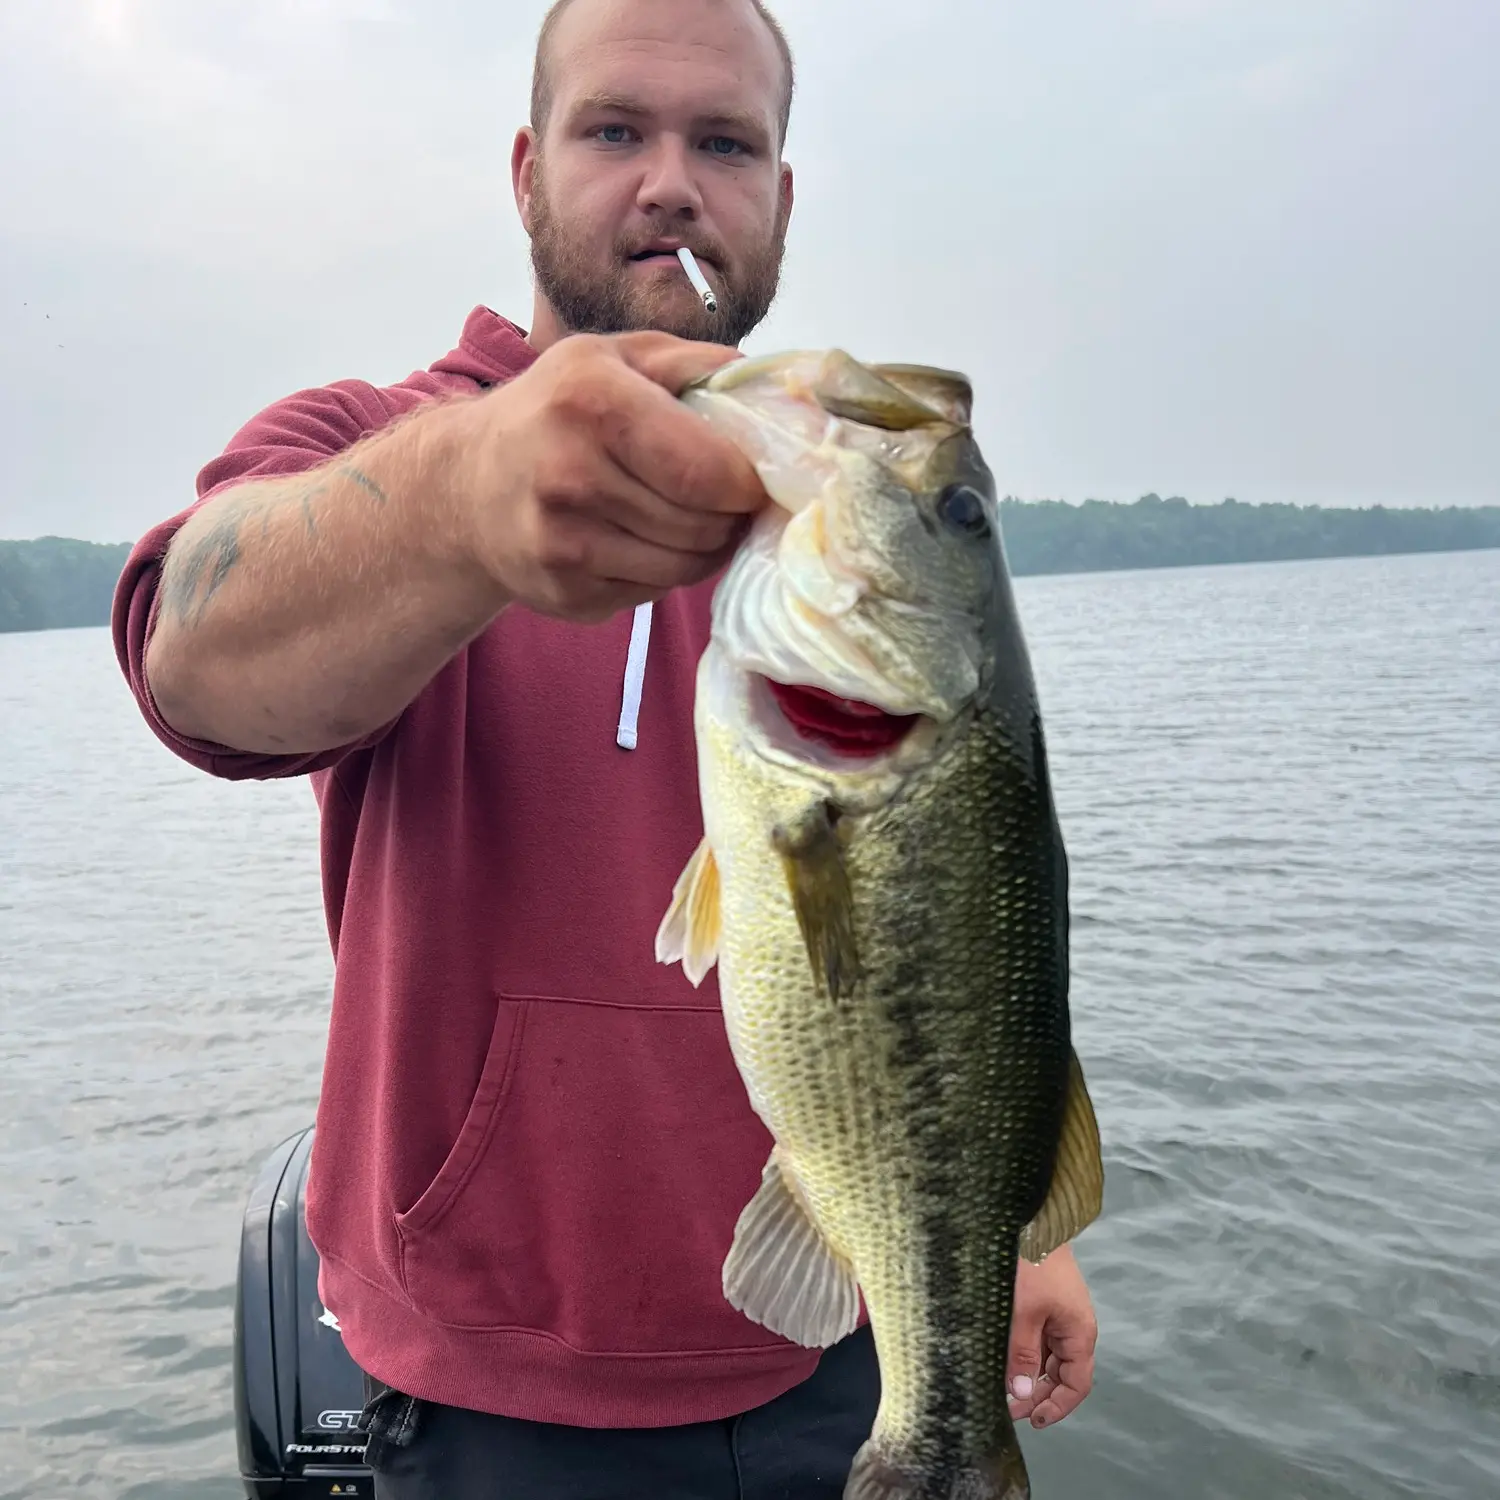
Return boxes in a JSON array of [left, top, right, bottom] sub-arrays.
[[3, 497, 1498, 635], [0, 537, 135, 634], [996, 494, 1500, 576]]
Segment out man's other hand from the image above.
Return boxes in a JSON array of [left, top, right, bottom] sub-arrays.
[[1006, 1243, 1098, 1430]]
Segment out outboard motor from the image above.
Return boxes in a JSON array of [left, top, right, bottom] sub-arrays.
[[234, 1127, 372, 1497]]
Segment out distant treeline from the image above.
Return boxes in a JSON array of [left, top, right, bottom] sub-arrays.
[[996, 495, 1500, 576], [2, 498, 1498, 633], [0, 538, 133, 634]]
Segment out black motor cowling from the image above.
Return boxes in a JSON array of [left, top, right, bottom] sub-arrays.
[[234, 1127, 372, 1498]]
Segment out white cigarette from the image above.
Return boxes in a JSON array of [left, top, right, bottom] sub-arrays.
[[676, 247, 718, 314]]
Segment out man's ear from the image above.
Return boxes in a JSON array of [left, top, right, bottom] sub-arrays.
[[778, 160, 795, 228], [513, 127, 539, 233]]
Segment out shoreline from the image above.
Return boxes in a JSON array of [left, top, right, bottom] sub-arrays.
[[3, 512, 1497, 635]]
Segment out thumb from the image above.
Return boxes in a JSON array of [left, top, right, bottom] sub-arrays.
[[1006, 1301, 1046, 1400], [610, 330, 743, 395]]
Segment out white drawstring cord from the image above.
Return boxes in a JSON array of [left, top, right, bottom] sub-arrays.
[[616, 602, 654, 750]]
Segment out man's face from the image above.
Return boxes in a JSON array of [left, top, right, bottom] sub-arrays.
[[516, 0, 794, 347]]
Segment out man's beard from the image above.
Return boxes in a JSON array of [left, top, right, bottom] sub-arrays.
[[528, 167, 787, 346]]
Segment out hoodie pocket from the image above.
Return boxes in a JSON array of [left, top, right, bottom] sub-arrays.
[[394, 997, 530, 1244], [392, 994, 784, 1351]]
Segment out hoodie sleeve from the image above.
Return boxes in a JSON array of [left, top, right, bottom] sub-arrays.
[[112, 379, 426, 781]]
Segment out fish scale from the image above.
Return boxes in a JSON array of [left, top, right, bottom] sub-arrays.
[[658, 349, 1105, 1500]]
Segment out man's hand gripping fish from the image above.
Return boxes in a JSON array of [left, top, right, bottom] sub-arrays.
[[657, 350, 1106, 1500]]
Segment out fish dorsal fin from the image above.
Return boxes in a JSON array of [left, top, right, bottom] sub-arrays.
[[813, 350, 953, 432], [1019, 1047, 1105, 1262], [869, 363, 974, 427], [723, 1149, 862, 1348], [654, 836, 721, 986]]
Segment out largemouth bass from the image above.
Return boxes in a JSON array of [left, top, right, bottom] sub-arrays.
[[656, 351, 1105, 1500]]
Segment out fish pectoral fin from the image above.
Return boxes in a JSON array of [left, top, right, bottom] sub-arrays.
[[772, 801, 860, 1003], [654, 837, 721, 986], [1019, 1047, 1105, 1263], [723, 1150, 861, 1349]]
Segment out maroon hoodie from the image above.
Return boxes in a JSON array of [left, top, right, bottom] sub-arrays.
[[112, 306, 826, 1427]]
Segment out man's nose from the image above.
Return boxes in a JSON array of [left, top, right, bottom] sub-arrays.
[[635, 137, 703, 220]]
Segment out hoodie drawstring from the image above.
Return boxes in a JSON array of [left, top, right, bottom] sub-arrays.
[[616, 602, 654, 750]]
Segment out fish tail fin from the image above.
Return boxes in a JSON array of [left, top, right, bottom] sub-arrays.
[[844, 1435, 1030, 1500]]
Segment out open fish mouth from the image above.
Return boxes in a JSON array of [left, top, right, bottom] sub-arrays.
[[712, 660, 942, 786], [708, 510, 976, 734], [759, 678, 922, 759], [704, 517, 969, 781]]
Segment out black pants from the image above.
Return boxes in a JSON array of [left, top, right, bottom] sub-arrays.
[[358, 1326, 880, 1499]]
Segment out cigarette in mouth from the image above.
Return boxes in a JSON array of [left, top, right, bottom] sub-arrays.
[[676, 247, 718, 314]]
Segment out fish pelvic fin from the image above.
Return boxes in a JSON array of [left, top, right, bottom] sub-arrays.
[[723, 1149, 861, 1349], [1019, 1047, 1105, 1263], [654, 836, 721, 987], [844, 1436, 1030, 1500], [772, 800, 860, 1003]]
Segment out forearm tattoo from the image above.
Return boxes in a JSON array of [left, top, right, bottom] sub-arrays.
[[157, 461, 387, 628]]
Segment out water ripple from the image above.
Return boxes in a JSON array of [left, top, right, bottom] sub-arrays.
[[4, 549, 1499, 1497]]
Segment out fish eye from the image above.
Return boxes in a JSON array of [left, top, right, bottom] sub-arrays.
[[936, 483, 990, 538]]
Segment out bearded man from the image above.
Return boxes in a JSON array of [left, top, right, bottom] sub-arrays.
[[112, 2, 1099, 1494]]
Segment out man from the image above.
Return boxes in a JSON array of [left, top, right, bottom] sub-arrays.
[[112, 1, 1099, 1494]]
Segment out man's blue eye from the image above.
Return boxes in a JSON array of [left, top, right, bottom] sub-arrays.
[[706, 136, 742, 157], [599, 125, 632, 144]]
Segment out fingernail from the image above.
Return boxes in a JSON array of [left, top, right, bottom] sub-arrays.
[[1010, 1375, 1033, 1400]]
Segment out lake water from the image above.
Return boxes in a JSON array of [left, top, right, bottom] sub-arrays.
[[3, 548, 1498, 1500]]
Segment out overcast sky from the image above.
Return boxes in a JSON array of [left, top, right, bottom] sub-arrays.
[[1, 0, 1495, 544]]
